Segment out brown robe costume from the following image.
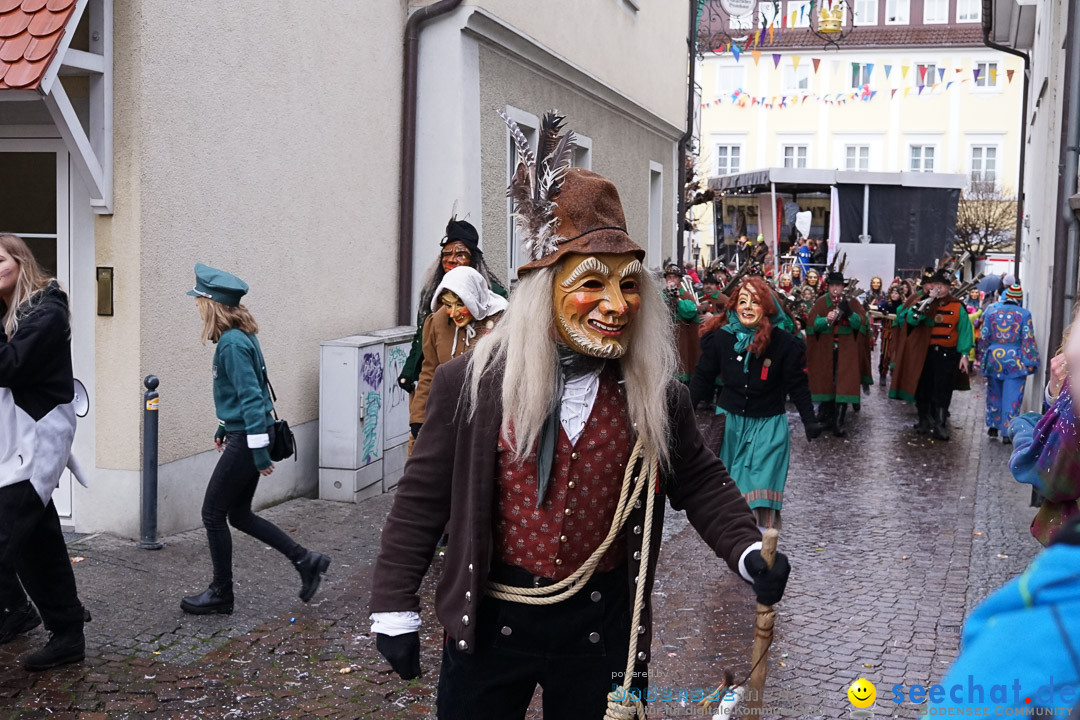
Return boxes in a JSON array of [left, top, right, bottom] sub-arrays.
[[805, 295, 868, 404], [409, 311, 500, 425], [888, 294, 968, 401]]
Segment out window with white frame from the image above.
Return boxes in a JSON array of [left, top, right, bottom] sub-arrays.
[[783, 62, 811, 92], [923, 0, 947, 22], [916, 63, 937, 87], [970, 146, 998, 184], [957, 0, 980, 21], [789, 0, 811, 27], [854, 0, 878, 24], [850, 63, 872, 89], [717, 65, 746, 95], [845, 145, 870, 170], [783, 145, 808, 168], [716, 144, 742, 176], [885, 0, 909, 23], [975, 61, 998, 87], [910, 145, 936, 172]]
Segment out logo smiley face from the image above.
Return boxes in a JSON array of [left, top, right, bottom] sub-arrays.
[[847, 678, 877, 709]]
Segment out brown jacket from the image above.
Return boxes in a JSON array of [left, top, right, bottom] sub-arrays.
[[371, 354, 761, 658], [805, 295, 868, 403], [409, 311, 499, 425]]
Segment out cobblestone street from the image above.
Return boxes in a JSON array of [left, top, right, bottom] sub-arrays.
[[0, 375, 1042, 719]]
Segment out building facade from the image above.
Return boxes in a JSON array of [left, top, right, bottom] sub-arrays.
[[0, 0, 687, 536], [694, 1, 1023, 264]]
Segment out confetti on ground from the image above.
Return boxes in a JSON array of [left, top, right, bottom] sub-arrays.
[[71, 556, 85, 563], [974, 531, 983, 536], [996, 553, 1009, 559]]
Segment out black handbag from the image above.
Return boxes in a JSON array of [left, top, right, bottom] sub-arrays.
[[253, 339, 296, 463], [264, 375, 296, 462]]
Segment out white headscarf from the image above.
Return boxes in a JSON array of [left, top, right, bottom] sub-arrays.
[[430, 266, 508, 319], [431, 266, 509, 356]]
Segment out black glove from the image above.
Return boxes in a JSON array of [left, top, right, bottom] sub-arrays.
[[376, 632, 421, 680], [410, 423, 423, 439], [804, 421, 823, 441], [399, 376, 416, 395], [744, 549, 791, 606]]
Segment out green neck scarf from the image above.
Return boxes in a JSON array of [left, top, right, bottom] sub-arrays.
[[721, 310, 756, 371]]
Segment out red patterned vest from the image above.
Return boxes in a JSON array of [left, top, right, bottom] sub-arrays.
[[494, 369, 633, 580]]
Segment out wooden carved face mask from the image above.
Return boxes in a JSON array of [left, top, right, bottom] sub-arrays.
[[440, 290, 473, 328], [736, 287, 764, 328], [552, 253, 643, 358]]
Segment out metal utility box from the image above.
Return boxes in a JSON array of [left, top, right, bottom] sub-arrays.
[[318, 326, 415, 503]]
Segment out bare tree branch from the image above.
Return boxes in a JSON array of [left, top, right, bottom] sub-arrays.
[[954, 181, 1016, 264]]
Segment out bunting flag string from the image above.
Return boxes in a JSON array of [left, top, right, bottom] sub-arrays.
[[752, 49, 762, 65]]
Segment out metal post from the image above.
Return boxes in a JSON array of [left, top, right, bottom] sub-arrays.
[[862, 184, 870, 242], [770, 181, 779, 277], [139, 375, 163, 550]]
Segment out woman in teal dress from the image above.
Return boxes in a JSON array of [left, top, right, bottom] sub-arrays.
[[689, 276, 822, 529]]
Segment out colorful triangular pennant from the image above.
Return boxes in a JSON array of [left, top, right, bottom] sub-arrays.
[[732, 44, 742, 62], [901, 65, 910, 80], [752, 49, 762, 65], [937, 67, 945, 81], [1007, 68, 1015, 83], [773, 53, 782, 68], [884, 64, 892, 79], [793, 56, 801, 72], [812, 58, 821, 74]]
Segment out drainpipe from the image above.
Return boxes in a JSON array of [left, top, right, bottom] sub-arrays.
[[398, 0, 464, 325], [981, 0, 1028, 279], [677, 0, 698, 264], [1047, 4, 1080, 363]]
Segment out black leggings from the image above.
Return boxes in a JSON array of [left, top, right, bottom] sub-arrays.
[[202, 430, 304, 587]]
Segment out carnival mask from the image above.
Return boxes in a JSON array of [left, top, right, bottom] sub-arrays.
[[736, 287, 764, 328], [553, 252, 643, 359], [440, 241, 472, 273], [440, 290, 473, 328], [806, 270, 819, 286], [828, 284, 844, 302], [871, 277, 882, 291]]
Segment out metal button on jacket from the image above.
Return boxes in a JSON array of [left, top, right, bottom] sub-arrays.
[[632, 551, 641, 560], [638, 625, 646, 634], [559, 535, 567, 543], [555, 558, 563, 566], [637, 651, 647, 661], [465, 591, 471, 602], [564, 508, 573, 516], [462, 615, 470, 626], [458, 640, 469, 650], [632, 525, 642, 535], [501, 626, 513, 636], [634, 499, 642, 509], [468, 563, 474, 572], [590, 591, 602, 602], [589, 632, 600, 643], [571, 451, 580, 460], [568, 481, 576, 489]]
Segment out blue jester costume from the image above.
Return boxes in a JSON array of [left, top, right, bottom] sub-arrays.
[[977, 285, 1040, 436]]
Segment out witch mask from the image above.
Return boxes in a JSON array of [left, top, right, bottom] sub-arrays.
[[552, 252, 643, 359], [736, 287, 764, 328]]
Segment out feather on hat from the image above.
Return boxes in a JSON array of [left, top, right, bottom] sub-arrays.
[[500, 109, 644, 275]]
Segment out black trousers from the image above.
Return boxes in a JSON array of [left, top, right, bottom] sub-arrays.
[[436, 564, 648, 720], [0, 481, 83, 632], [202, 430, 304, 588], [916, 346, 959, 415]]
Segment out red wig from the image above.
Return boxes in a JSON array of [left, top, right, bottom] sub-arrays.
[[724, 277, 776, 356]]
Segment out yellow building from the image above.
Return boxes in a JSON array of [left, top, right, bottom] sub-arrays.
[[694, 14, 1024, 264]]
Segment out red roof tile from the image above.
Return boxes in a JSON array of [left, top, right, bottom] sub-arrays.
[[0, 0, 75, 90]]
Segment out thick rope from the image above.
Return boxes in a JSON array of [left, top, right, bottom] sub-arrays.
[[487, 439, 648, 604], [603, 449, 657, 720]]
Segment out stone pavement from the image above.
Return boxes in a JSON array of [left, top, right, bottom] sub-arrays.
[[0, 375, 1043, 719]]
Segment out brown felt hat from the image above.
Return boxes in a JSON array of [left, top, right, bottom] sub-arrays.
[[517, 168, 645, 275]]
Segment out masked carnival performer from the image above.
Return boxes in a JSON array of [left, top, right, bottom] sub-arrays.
[[698, 272, 727, 319], [889, 267, 973, 440], [804, 268, 821, 296], [805, 271, 868, 436], [876, 284, 903, 385], [409, 265, 508, 439], [977, 284, 1039, 441], [369, 111, 789, 720], [397, 217, 507, 398], [663, 262, 702, 383], [689, 277, 822, 531]]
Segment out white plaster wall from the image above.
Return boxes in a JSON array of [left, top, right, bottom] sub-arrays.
[[462, 0, 688, 129], [1016, 0, 1068, 412], [105, 0, 407, 469]]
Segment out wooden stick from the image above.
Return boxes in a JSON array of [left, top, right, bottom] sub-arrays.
[[745, 529, 779, 712]]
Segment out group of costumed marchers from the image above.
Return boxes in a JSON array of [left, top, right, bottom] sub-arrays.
[[370, 110, 789, 720]]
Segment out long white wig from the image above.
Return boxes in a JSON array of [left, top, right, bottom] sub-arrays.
[[465, 261, 677, 467]]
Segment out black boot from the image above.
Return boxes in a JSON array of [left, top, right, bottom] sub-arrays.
[[931, 408, 950, 441], [914, 412, 932, 434], [180, 583, 234, 615], [22, 628, 84, 671], [988, 427, 998, 438], [0, 602, 41, 644], [833, 404, 848, 437], [295, 551, 331, 603]]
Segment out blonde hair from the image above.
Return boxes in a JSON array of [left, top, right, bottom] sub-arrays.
[[465, 262, 677, 467], [195, 296, 259, 344], [0, 233, 59, 338]]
